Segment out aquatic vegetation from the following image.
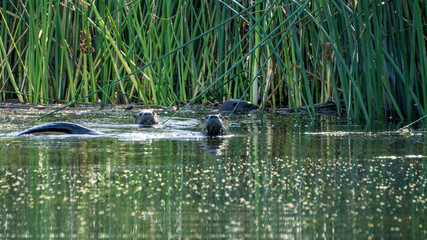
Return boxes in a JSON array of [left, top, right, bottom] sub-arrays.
[[0, 1, 425, 122]]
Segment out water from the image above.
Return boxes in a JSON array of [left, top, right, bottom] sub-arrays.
[[0, 108, 426, 239]]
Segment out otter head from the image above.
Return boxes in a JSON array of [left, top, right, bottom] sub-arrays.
[[134, 110, 160, 126], [201, 114, 229, 136]]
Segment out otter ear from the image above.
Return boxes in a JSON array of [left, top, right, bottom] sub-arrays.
[[134, 114, 137, 119], [201, 118, 205, 123], [224, 116, 228, 120]]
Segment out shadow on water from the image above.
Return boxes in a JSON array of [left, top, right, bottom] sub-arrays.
[[0, 108, 426, 238]]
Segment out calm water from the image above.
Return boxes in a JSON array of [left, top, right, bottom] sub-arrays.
[[0, 108, 426, 239]]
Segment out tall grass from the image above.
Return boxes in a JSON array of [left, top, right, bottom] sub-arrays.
[[0, 0, 425, 122]]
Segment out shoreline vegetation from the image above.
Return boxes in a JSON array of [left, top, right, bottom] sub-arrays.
[[0, 1, 426, 122]]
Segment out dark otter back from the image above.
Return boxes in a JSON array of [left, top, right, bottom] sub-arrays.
[[17, 122, 103, 136], [219, 99, 258, 114]]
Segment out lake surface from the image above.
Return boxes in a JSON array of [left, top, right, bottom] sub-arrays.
[[0, 107, 426, 239]]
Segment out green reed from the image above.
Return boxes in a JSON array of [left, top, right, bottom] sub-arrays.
[[0, 0, 425, 122]]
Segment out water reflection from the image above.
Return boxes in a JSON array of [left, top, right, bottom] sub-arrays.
[[0, 110, 426, 239], [202, 136, 231, 156]]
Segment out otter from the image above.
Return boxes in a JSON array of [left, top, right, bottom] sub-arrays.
[[18, 110, 160, 136], [201, 115, 229, 136], [17, 122, 103, 136], [134, 109, 159, 126], [219, 99, 258, 114]]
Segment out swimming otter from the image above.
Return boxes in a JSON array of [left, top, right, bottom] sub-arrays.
[[17, 122, 103, 136], [219, 99, 258, 114], [134, 110, 159, 126], [18, 110, 160, 136], [201, 115, 229, 136]]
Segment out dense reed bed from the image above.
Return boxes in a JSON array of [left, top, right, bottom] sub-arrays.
[[0, 0, 425, 122]]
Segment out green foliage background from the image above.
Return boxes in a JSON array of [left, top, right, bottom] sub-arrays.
[[0, 0, 426, 122]]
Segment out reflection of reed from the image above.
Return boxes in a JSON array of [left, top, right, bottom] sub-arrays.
[[1, 114, 426, 238]]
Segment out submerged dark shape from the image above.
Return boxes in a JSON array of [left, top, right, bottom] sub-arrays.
[[219, 99, 258, 114], [17, 122, 103, 136], [134, 110, 159, 126], [201, 115, 229, 136]]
